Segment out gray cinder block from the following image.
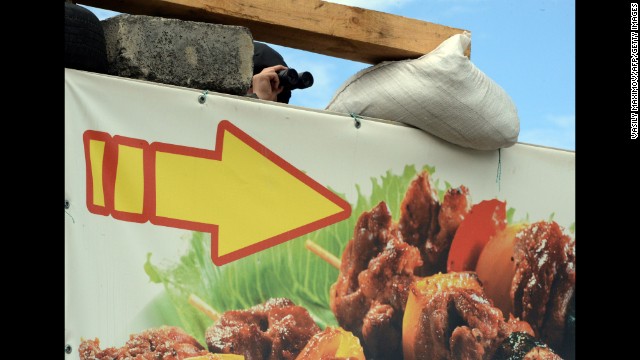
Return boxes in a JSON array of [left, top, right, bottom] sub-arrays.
[[102, 14, 253, 95]]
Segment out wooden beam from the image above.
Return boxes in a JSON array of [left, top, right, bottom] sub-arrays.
[[78, 0, 469, 64]]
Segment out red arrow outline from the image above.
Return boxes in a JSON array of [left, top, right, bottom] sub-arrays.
[[84, 120, 352, 266]]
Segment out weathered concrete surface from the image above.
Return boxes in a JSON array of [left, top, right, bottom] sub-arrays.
[[102, 14, 253, 95]]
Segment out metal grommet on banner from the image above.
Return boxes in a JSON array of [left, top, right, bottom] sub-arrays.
[[198, 90, 209, 104], [349, 112, 362, 129], [65, 344, 72, 354], [65, 199, 70, 209]]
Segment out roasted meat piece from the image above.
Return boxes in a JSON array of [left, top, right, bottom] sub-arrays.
[[399, 172, 471, 276], [403, 272, 535, 360], [494, 332, 563, 360], [511, 221, 575, 351], [475, 219, 575, 358], [330, 201, 422, 359], [330, 171, 470, 359], [205, 298, 320, 360], [78, 326, 209, 360]]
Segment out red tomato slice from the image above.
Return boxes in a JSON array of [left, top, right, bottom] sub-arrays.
[[446, 199, 507, 272]]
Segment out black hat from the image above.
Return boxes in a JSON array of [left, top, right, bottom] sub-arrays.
[[253, 42, 291, 104]]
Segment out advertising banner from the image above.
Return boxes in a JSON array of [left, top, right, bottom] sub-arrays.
[[65, 69, 575, 360]]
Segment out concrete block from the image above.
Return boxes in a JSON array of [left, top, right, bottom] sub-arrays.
[[102, 14, 253, 95]]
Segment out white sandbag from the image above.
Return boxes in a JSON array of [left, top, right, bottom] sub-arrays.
[[325, 32, 519, 150]]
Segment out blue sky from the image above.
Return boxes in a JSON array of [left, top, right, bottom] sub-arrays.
[[83, 0, 575, 151]]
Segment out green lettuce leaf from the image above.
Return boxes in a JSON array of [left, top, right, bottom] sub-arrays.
[[144, 164, 436, 344]]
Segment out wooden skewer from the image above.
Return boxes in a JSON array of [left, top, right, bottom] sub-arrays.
[[305, 239, 341, 270], [188, 293, 220, 322]]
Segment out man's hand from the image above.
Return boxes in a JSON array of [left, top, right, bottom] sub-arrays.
[[248, 65, 287, 101]]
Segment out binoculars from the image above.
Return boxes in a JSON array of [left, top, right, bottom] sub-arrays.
[[277, 68, 314, 91]]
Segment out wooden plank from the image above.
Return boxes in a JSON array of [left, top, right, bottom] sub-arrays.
[[78, 0, 469, 64]]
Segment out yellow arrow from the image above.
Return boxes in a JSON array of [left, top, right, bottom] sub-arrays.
[[83, 120, 351, 265]]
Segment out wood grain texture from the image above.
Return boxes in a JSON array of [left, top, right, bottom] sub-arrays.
[[78, 0, 470, 64]]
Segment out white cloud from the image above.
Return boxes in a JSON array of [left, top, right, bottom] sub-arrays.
[[442, 5, 474, 16], [518, 114, 575, 150], [547, 114, 574, 128], [323, 0, 416, 12], [433, 0, 481, 3]]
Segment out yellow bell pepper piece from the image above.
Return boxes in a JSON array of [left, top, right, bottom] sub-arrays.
[[296, 327, 365, 360]]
